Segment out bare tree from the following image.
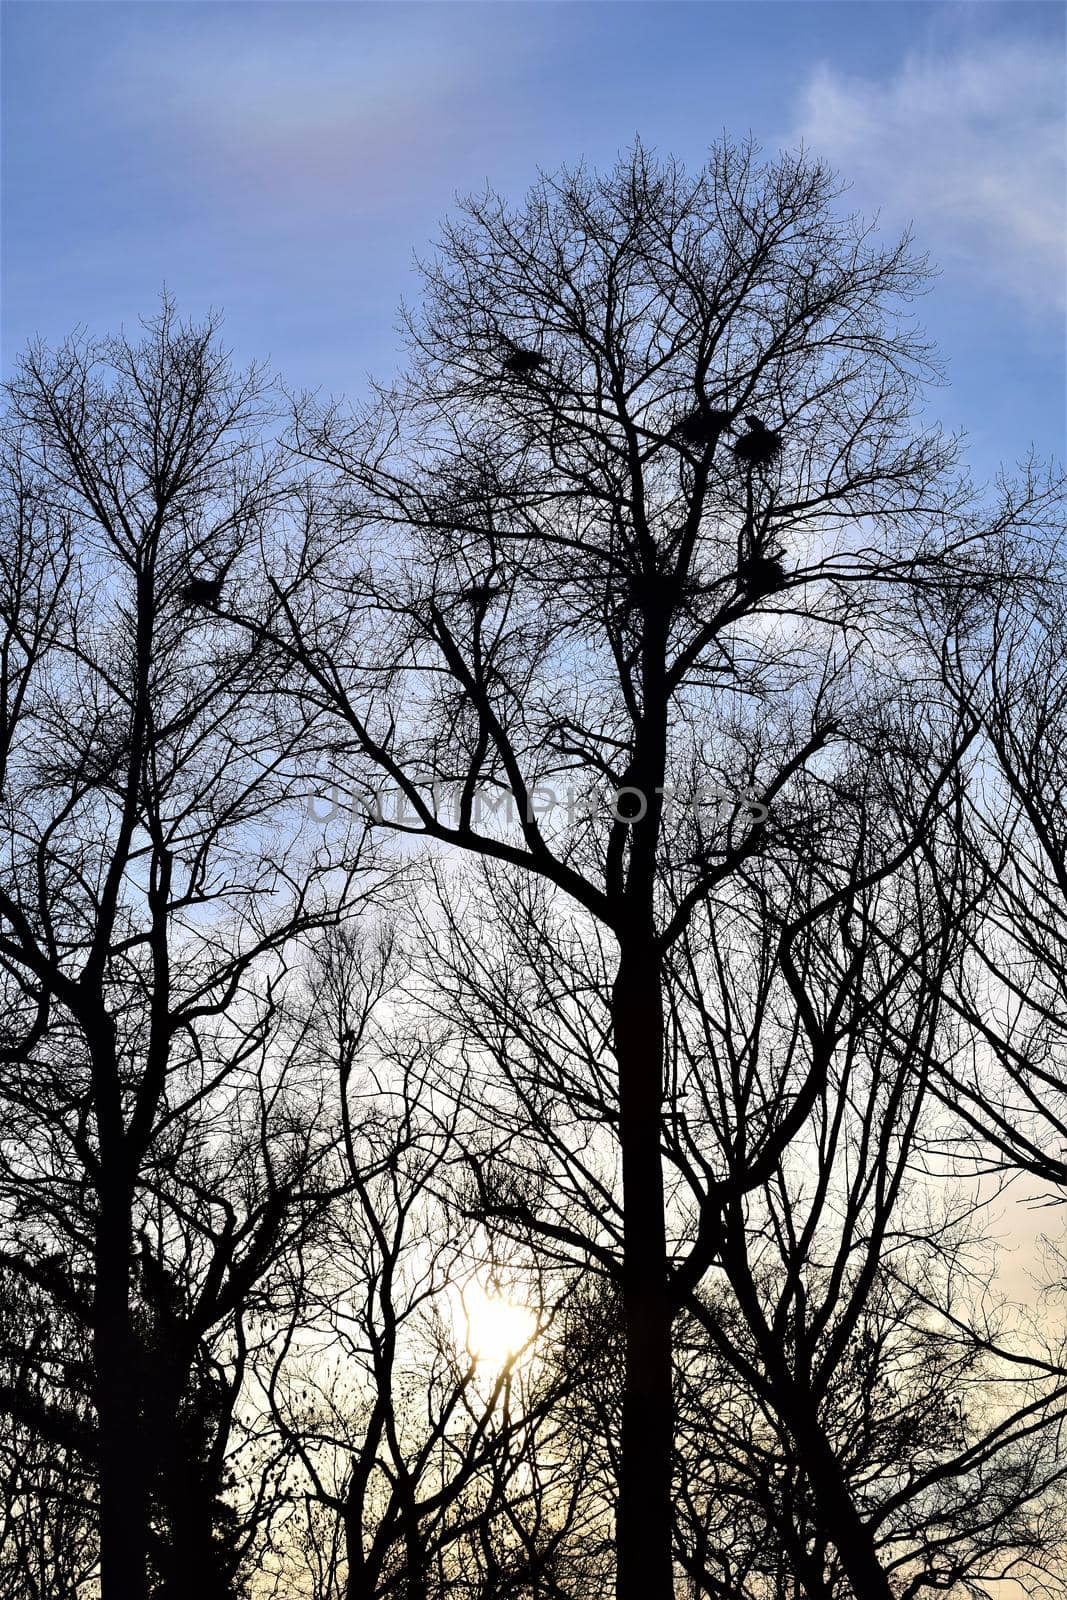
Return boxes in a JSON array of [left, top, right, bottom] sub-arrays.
[[414, 695, 1067, 1597], [256, 140, 1000, 1598], [2, 145, 1060, 1600], [255, 924, 597, 1600], [0, 302, 372, 1599], [924, 505, 1067, 1195]]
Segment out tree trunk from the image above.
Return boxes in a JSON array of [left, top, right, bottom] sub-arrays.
[[776, 1387, 894, 1600], [88, 1006, 149, 1600], [345, 1493, 370, 1600], [158, 1474, 231, 1600], [401, 1514, 428, 1600], [94, 1176, 148, 1600], [153, 1382, 234, 1600], [613, 942, 674, 1600]]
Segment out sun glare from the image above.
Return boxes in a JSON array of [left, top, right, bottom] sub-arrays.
[[463, 1285, 537, 1366]]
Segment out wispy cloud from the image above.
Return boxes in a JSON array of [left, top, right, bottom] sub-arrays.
[[790, 40, 1066, 317], [106, 8, 543, 219]]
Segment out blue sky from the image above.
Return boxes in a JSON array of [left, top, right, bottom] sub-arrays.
[[2, 1, 1064, 482]]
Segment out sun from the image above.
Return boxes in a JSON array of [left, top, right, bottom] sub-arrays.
[[462, 1283, 537, 1366]]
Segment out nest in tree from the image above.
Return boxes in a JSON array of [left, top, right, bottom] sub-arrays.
[[737, 552, 787, 599], [179, 575, 223, 608], [672, 407, 732, 448], [502, 347, 545, 375], [456, 581, 504, 605], [733, 416, 783, 468]]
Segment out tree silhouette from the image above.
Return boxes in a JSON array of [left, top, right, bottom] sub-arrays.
[[1, 146, 1065, 1600], [262, 140, 999, 1599], [0, 302, 372, 1598]]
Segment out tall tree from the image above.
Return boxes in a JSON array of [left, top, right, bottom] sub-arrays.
[[262, 141, 989, 1598], [409, 715, 1067, 1598], [0, 303, 367, 1599]]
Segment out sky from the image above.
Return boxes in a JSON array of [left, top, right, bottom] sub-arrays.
[[1, 0, 1064, 486]]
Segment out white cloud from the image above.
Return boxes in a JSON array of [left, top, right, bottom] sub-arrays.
[[790, 40, 1066, 317]]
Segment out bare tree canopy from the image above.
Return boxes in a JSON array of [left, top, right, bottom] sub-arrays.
[[1, 143, 1065, 1600]]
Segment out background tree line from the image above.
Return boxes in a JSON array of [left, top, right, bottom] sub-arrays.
[[0, 142, 1065, 1600]]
